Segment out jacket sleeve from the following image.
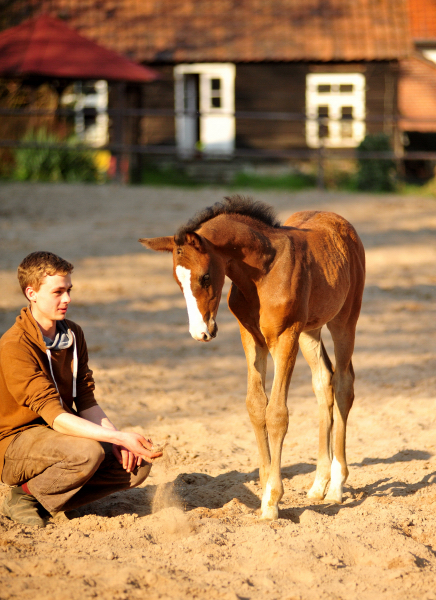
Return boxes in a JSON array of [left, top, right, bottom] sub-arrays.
[[0, 340, 67, 427], [72, 325, 98, 412]]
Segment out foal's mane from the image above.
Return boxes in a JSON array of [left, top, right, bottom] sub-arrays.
[[175, 195, 281, 244]]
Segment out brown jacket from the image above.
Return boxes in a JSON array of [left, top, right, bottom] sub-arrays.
[[0, 307, 98, 479]]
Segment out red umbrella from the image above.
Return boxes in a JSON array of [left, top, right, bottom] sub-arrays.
[[0, 15, 159, 82]]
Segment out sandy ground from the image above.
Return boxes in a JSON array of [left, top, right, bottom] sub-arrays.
[[0, 182, 436, 600]]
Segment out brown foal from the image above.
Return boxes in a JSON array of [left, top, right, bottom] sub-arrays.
[[140, 196, 365, 520]]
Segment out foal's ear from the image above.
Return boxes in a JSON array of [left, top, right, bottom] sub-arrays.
[[184, 232, 206, 253], [139, 236, 175, 253]]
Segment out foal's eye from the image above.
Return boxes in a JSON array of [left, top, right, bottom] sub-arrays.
[[201, 273, 210, 286], [177, 247, 182, 255]]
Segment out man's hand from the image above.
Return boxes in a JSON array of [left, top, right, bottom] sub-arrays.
[[112, 431, 160, 471], [116, 432, 162, 466], [112, 445, 139, 472]]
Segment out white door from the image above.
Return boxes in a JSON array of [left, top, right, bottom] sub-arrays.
[[174, 73, 199, 156], [175, 64, 235, 157]]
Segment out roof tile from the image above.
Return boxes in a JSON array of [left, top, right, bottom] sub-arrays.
[[408, 0, 436, 41], [2, 0, 412, 63]]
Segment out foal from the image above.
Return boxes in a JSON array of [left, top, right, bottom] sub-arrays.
[[140, 196, 365, 520]]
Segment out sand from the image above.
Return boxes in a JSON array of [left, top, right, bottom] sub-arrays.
[[0, 182, 436, 600]]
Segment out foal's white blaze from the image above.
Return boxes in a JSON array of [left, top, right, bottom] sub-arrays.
[[175, 265, 210, 341]]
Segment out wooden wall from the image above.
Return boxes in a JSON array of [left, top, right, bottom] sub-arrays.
[[128, 61, 398, 150], [140, 64, 176, 146], [235, 61, 398, 150]]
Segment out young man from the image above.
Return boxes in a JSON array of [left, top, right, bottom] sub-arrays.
[[0, 251, 162, 527]]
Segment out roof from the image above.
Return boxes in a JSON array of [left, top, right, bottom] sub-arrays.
[[2, 0, 413, 64], [408, 0, 436, 42], [0, 15, 159, 81]]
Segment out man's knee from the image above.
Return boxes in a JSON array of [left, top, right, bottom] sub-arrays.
[[69, 438, 105, 477]]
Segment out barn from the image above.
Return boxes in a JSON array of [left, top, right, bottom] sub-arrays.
[[2, 0, 436, 177]]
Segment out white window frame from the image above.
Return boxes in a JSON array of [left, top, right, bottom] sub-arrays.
[[421, 48, 436, 65], [174, 63, 235, 157], [306, 73, 366, 148], [62, 80, 109, 148]]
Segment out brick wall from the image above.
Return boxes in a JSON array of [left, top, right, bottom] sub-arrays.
[[399, 55, 436, 131]]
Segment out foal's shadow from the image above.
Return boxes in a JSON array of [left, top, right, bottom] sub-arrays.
[[79, 449, 435, 520], [174, 470, 262, 510], [351, 449, 432, 467], [176, 462, 317, 512], [281, 449, 436, 521]]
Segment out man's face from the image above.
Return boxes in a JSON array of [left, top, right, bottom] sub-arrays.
[[27, 273, 72, 324]]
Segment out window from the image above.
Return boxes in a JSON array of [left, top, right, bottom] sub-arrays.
[[306, 73, 366, 148], [61, 80, 108, 147], [210, 78, 222, 108]]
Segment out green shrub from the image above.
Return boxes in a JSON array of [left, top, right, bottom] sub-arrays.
[[356, 133, 396, 192], [13, 128, 99, 183]]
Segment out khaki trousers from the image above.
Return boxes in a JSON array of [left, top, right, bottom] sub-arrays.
[[1, 426, 151, 514]]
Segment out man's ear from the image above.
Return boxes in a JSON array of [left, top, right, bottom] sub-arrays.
[[26, 287, 36, 302], [139, 236, 175, 253], [184, 232, 206, 253]]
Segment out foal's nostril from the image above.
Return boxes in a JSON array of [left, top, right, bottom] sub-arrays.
[[210, 320, 218, 338], [202, 332, 208, 341]]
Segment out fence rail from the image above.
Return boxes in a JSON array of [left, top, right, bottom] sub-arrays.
[[2, 106, 436, 185], [2, 107, 436, 124], [3, 139, 436, 162]]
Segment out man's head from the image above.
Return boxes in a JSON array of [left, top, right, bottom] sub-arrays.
[[18, 251, 74, 300], [18, 252, 74, 328]]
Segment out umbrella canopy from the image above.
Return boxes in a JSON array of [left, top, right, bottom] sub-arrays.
[[0, 15, 159, 82]]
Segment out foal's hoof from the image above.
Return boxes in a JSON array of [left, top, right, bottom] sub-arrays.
[[307, 481, 329, 501], [260, 505, 279, 521], [324, 490, 343, 504], [307, 490, 326, 501]]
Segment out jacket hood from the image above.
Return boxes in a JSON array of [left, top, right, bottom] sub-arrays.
[[15, 307, 74, 351], [15, 307, 47, 351], [15, 306, 78, 402]]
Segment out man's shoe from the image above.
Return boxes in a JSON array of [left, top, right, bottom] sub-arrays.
[[1, 487, 47, 528], [51, 509, 81, 522]]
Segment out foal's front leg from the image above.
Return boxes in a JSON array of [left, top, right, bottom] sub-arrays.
[[239, 326, 270, 490], [261, 328, 300, 520]]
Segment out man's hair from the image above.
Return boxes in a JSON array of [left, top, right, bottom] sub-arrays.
[[18, 251, 74, 298]]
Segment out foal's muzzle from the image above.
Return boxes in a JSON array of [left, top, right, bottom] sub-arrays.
[[197, 318, 218, 342]]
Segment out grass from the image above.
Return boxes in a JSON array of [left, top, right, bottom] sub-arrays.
[[231, 171, 316, 191], [397, 178, 436, 197], [133, 163, 316, 190], [135, 165, 202, 187]]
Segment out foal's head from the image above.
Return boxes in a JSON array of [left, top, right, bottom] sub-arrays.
[[139, 231, 225, 342], [141, 196, 280, 341]]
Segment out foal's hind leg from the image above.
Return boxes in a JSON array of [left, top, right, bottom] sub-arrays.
[[324, 320, 356, 504], [299, 329, 335, 501]]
